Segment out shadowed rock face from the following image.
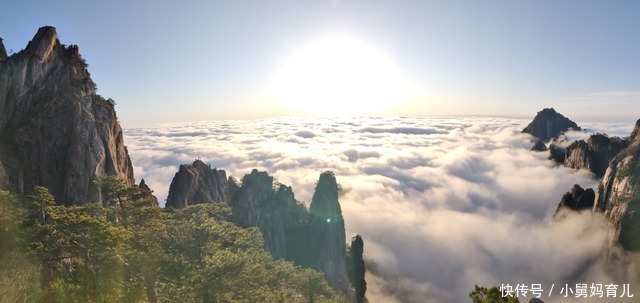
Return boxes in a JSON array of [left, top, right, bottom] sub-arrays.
[[563, 135, 629, 178], [554, 184, 595, 217], [348, 235, 367, 303], [595, 119, 640, 251], [138, 179, 159, 206], [229, 169, 307, 260], [165, 160, 229, 208], [0, 26, 134, 205], [167, 166, 357, 295], [308, 171, 350, 293], [531, 140, 547, 151], [0, 38, 7, 61], [522, 108, 581, 142]]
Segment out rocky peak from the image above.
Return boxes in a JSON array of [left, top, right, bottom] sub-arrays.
[[165, 159, 229, 209], [229, 169, 307, 260], [138, 179, 159, 206], [562, 134, 628, 178], [308, 171, 350, 293], [0, 37, 7, 60], [554, 184, 595, 217], [24, 26, 59, 63], [0, 26, 134, 205], [310, 171, 343, 218], [522, 108, 581, 142]]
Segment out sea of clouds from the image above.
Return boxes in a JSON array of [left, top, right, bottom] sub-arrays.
[[125, 116, 637, 302]]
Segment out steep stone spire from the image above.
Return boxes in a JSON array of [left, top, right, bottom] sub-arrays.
[[308, 171, 350, 293], [24, 26, 59, 62]]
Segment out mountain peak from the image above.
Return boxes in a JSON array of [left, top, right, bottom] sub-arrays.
[[24, 26, 59, 62], [522, 108, 581, 142], [310, 171, 342, 218], [0, 37, 7, 60]]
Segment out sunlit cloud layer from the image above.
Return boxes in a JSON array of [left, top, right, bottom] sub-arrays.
[[125, 117, 636, 302]]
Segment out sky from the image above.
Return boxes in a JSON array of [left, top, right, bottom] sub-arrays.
[[1, 1, 639, 124], [124, 117, 639, 302]]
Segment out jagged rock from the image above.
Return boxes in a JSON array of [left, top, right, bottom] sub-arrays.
[[166, 165, 358, 295], [138, 179, 159, 206], [0, 26, 134, 205], [594, 119, 640, 251], [564, 140, 590, 170], [554, 184, 595, 217], [165, 159, 229, 208], [548, 144, 566, 163], [0, 37, 7, 60], [587, 134, 628, 178], [348, 235, 367, 303], [522, 108, 581, 142], [563, 135, 629, 178], [531, 140, 547, 151], [229, 169, 307, 260], [308, 171, 351, 293]]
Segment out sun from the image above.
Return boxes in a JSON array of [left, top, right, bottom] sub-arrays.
[[270, 35, 407, 116]]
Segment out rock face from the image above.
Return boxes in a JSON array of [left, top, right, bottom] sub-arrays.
[[531, 140, 547, 151], [563, 135, 628, 178], [522, 108, 581, 142], [594, 119, 640, 251], [554, 184, 595, 217], [166, 166, 355, 294], [138, 179, 159, 206], [165, 160, 229, 208], [0, 26, 134, 205], [0, 38, 7, 61], [229, 169, 307, 260], [348, 235, 367, 303], [308, 171, 350, 293]]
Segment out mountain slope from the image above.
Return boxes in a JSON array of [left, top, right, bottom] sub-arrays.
[[0, 26, 134, 205]]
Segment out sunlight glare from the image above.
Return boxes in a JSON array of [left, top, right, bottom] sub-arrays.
[[271, 35, 407, 116]]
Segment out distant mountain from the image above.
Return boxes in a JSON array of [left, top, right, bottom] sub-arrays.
[[522, 108, 581, 142], [0, 26, 135, 205]]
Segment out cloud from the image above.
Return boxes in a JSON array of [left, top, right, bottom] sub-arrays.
[[359, 127, 447, 135], [124, 117, 638, 302]]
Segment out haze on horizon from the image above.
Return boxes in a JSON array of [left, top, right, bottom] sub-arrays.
[[1, 1, 639, 125]]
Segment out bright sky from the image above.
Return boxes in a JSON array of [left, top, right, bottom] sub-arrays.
[[1, 1, 639, 125]]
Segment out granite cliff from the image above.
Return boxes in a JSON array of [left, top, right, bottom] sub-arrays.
[[307, 171, 351, 293], [166, 166, 358, 297], [522, 108, 581, 142], [229, 169, 308, 260], [594, 119, 640, 251], [563, 134, 628, 178], [0, 26, 134, 205], [554, 184, 595, 217], [165, 159, 230, 208]]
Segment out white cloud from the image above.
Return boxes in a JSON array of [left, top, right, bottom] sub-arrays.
[[124, 117, 638, 302]]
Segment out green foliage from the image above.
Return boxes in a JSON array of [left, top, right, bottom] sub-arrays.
[[2, 179, 348, 303], [0, 190, 41, 302], [469, 285, 520, 303], [159, 203, 348, 303]]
